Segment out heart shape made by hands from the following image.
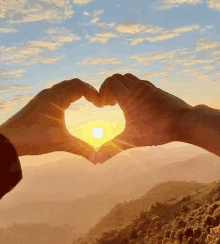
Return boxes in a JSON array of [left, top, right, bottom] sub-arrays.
[[1, 73, 192, 164], [67, 73, 193, 165], [65, 104, 125, 150]]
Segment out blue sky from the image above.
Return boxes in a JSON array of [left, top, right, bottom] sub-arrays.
[[1, 0, 220, 152]]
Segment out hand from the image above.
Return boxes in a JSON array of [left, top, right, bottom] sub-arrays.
[[0, 79, 101, 162], [94, 73, 194, 163]]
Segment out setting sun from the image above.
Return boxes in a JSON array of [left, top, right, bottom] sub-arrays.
[[92, 128, 104, 139], [66, 119, 125, 149]]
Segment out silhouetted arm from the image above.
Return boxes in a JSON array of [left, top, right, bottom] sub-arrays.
[[0, 134, 22, 200], [178, 104, 220, 158], [95, 73, 220, 163]]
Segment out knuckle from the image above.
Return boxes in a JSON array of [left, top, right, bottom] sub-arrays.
[[38, 89, 50, 97]]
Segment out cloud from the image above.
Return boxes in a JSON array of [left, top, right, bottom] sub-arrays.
[[97, 22, 116, 28], [83, 11, 90, 16], [200, 25, 215, 33], [182, 68, 199, 74], [122, 24, 199, 46], [115, 24, 162, 35], [153, 0, 203, 10], [0, 94, 34, 114], [79, 56, 123, 66], [129, 38, 145, 46], [0, 69, 26, 78], [207, 0, 220, 11], [182, 58, 212, 66], [89, 17, 99, 24], [146, 24, 199, 42], [73, 0, 93, 5], [0, 28, 17, 33], [0, 85, 32, 94], [195, 38, 219, 52], [88, 9, 104, 24], [93, 10, 104, 17], [0, 27, 80, 66], [1, 0, 74, 24], [115, 24, 149, 34], [130, 50, 176, 66], [41, 57, 63, 64], [146, 33, 180, 42], [87, 32, 119, 43]]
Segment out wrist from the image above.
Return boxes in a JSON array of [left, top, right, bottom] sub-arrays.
[[178, 104, 220, 157], [0, 127, 25, 157]]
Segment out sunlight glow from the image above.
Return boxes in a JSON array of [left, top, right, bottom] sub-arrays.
[[92, 127, 104, 139], [66, 119, 125, 149]]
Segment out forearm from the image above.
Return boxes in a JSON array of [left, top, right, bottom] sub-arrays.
[[0, 134, 23, 199], [179, 104, 220, 157]]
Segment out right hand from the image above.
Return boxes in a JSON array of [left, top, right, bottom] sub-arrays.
[[94, 73, 194, 163]]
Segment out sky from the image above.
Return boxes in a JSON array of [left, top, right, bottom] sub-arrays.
[[1, 0, 220, 159]]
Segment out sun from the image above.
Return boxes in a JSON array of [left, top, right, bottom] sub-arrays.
[[92, 127, 104, 139], [66, 120, 125, 149]]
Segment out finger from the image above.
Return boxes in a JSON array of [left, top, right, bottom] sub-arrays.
[[93, 133, 134, 164], [99, 75, 133, 108], [112, 73, 142, 90], [60, 134, 97, 163], [81, 82, 103, 108], [124, 73, 155, 87], [49, 79, 102, 109]]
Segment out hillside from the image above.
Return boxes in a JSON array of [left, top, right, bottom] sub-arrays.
[[74, 180, 220, 244], [86, 181, 207, 237]]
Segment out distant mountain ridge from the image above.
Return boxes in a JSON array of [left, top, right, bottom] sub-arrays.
[[0, 147, 219, 243]]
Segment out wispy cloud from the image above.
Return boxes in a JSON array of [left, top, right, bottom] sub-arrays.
[[207, 0, 220, 11], [0, 69, 26, 78], [195, 38, 219, 51], [0, 28, 17, 33], [79, 56, 123, 66], [153, 0, 203, 10], [41, 57, 63, 64], [130, 50, 176, 66], [83, 11, 90, 16], [0, 95, 34, 114], [1, 0, 74, 24], [97, 22, 116, 28], [125, 24, 199, 46], [86, 32, 119, 43], [0, 85, 32, 94], [88, 9, 104, 24], [0, 27, 80, 66], [115, 24, 162, 34], [73, 0, 93, 5]]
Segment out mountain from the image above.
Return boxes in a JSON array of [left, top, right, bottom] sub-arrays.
[[75, 180, 220, 244], [86, 181, 207, 238], [1, 145, 206, 208], [0, 146, 216, 243], [149, 153, 220, 183]]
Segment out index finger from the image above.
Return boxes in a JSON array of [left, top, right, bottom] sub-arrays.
[[49, 78, 103, 109]]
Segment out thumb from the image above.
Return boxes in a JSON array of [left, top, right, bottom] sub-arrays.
[[60, 134, 96, 163], [93, 132, 135, 164], [99, 74, 134, 108]]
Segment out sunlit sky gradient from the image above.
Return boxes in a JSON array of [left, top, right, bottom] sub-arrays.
[[1, 0, 220, 154]]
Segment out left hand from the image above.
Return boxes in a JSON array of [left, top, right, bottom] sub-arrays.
[[0, 79, 101, 162]]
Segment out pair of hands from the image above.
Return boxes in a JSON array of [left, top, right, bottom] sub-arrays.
[[0, 73, 194, 164]]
